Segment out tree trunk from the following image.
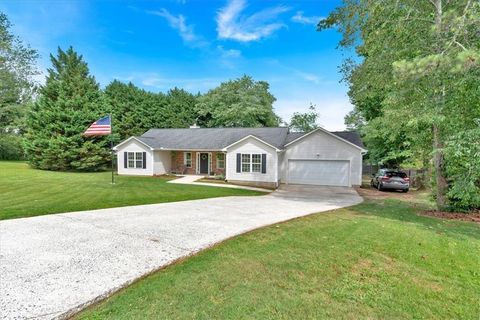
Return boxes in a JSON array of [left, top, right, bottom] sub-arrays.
[[432, 0, 448, 210], [433, 123, 448, 210]]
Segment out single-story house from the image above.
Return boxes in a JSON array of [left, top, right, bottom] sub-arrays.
[[113, 127, 367, 188]]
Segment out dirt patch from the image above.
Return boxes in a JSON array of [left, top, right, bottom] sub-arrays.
[[421, 210, 480, 223], [355, 186, 420, 201]]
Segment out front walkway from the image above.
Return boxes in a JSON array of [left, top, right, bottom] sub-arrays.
[[0, 185, 362, 319], [167, 175, 272, 192]]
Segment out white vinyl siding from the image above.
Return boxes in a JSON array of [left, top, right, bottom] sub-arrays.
[[225, 137, 278, 184], [153, 150, 171, 175], [281, 129, 363, 186], [116, 139, 154, 176]]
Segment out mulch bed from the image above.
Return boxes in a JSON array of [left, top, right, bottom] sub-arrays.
[[421, 210, 480, 223]]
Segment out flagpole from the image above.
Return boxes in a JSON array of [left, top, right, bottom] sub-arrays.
[[110, 113, 115, 184]]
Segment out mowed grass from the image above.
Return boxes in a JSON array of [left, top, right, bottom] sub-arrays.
[[77, 199, 480, 319], [0, 162, 263, 220]]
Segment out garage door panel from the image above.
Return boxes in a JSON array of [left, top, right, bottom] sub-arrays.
[[288, 160, 350, 186]]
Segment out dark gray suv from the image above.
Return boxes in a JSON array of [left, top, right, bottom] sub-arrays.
[[371, 169, 410, 192]]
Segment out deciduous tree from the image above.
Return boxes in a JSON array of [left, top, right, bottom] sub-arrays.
[[196, 75, 280, 128], [320, 0, 480, 210]]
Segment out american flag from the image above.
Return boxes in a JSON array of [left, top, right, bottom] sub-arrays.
[[83, 115, 112, 136]]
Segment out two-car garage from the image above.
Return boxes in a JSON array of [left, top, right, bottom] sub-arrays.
[[281, 128, 366, 187], [287, 159, 350, 187]]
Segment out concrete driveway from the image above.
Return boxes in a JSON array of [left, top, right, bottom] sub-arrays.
[[0, 185, 362, 319]]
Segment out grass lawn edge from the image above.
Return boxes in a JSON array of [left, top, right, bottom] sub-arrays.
[[69, 205, 356, 319]]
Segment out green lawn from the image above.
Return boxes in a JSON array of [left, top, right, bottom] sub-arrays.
[[0, 162, 263, 220], [76, 198, 480, 319]]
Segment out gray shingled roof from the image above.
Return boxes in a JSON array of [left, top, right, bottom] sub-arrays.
[[137, 127, 289, 150], [285, 130, 364, 148], [133, 127, 364, 150]]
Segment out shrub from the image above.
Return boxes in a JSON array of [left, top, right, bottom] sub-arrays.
[[444, 128, 480, 211], [0, 134, 25, 160]]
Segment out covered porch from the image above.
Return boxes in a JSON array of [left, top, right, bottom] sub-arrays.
[[170, 150, 226, 176]]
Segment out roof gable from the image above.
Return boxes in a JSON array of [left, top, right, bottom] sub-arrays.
[[138, 127, 289, 150], [284, 128, 366, 151], [113, 127, 365, 152]]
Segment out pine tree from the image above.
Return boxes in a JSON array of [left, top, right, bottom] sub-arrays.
[[24, 47, 110, 171]]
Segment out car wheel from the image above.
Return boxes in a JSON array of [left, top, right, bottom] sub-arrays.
[[403, 188, 409, 193], [377, 183, 383, 191]]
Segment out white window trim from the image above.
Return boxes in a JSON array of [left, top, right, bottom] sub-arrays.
[[184, 152, 192, 168], [241, 154, 251, 173], [127, 151, 144, 169], [251, 154, 261, 173], [216, 153, 225, 169], [240, 153, 262, 173]]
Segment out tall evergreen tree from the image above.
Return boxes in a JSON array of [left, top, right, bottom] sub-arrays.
[[24, 47, 110, 171]]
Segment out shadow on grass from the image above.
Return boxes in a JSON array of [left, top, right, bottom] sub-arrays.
[[353, 199, 480, 241]]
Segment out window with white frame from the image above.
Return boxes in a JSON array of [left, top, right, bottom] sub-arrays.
[[216, 153, 225, 169], [241, 153, 262, 173], [184, 152, 192, 168], [251, 154, 261, 172], [127, 152, 143, 169], [135, 152, 143, 168], [127, 152, 135, 168], [241, 154, 251, 172]]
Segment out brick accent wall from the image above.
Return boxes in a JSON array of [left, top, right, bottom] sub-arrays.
[[171, 151, 226, 176]]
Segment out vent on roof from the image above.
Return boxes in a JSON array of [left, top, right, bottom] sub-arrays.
[[189, 123, 200, 129]]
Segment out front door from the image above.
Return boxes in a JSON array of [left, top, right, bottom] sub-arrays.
[[199, 153, 209, 174]]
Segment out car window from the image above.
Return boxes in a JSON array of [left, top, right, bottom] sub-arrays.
[[385, 171, 407, 178]]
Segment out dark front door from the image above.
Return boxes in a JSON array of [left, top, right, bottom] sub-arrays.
[[199, 153, 209, 174]]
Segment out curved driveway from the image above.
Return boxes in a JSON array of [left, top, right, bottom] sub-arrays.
[[0, 185, 362, 319]]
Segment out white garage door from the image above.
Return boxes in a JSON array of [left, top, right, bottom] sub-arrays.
[[288, 160, 350, 186]]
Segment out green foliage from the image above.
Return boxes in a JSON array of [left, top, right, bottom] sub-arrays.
[[196, 75, 279, 127], [24, 47, 110, 171], [321, 0, 480, 209], [288, 104, 319, 132], [0, 11, 38, 160], [0, 134, 24, 160], [445, 127, 480, 210], [0, 12, 38, 128], [105, 82, 198, 141]]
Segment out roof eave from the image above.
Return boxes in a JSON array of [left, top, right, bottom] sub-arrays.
[[284, 127, 366, 151], [222, 135, 281, 152], [113, 136, 154, 151]]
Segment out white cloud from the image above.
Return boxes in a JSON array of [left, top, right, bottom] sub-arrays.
[[147, 9, 207, 47], [291, 11, 323, 25], [131, 73, 222, 92], [217, 46, 241, 58], [216, 0, 289, 42]]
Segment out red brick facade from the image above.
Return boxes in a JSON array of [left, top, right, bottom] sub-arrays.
[[171, 151, 226, 176]]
